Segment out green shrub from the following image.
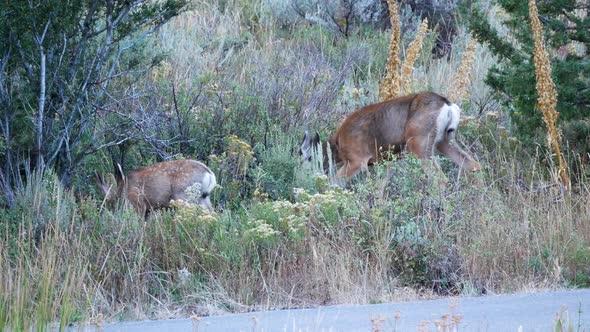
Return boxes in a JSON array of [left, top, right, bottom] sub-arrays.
[[209, 135, 256, 209], [567, 245, 590, 287], [255, 135, 301, 200], [468, 1, 589, 161]]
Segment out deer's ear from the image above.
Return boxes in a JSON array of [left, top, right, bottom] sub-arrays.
[[95, 172, 112, 197], [313, 131, 321, 145], [300, 130, 311, 155], [115, 163, 126, 184], [95, 172, 106, 194]]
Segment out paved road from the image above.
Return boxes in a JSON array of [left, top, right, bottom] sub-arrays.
[[77, 289, 589, 331]]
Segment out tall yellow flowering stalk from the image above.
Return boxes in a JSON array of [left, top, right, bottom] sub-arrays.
[[449, 37, 478, 103], [379, 0, 402, 101], [399, 18, 428, 95], [529, 0, 569, 188]]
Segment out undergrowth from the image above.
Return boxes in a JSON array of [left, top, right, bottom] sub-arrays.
[[1, 141, 589, 329]]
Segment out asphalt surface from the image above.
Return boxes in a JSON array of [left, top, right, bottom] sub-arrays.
[[74, 289, 590, 331]]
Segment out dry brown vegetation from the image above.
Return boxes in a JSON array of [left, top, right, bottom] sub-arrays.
[[529, 0, 569, 188], [379, 0, 402, 100]]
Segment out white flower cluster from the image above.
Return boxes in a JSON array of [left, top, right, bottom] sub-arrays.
[[184, 182, 203, 204], [177, 267, 192, 286], [245, 219, 280, 240]]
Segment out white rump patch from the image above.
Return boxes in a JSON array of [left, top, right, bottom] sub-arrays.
[[448, 103, 461, 131], [201, 171, 217, 195], [435, 103, 461, 143]]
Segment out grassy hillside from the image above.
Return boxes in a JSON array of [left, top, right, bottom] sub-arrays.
[[0, 0, 589, 329]]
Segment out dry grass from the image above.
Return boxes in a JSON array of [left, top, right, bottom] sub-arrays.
[[2, 144, 590, 329], [0, 172, 88, 330]]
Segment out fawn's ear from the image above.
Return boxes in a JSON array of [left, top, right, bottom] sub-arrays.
[[115, 163, 126, 185], [95, 172, 107, 195], [95, 171, 115, 199]]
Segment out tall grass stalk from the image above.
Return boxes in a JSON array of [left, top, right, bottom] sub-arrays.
[[448, 37, 478, 103], [379, 0, 402, 100], [528, 0, 569, 188], [399, 18, 429, 95]]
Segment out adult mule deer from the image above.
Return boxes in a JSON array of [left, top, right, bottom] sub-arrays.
[[300, 91, 481, 180], [96, 159, 217, 219]]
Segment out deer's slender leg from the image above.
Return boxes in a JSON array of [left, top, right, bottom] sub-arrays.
[[436, 138, 481, 172], [407, 135, 448, 185], [338, 160, 362, 179]]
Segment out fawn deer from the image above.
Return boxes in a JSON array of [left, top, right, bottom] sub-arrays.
[[96, 159, 217, 219]]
